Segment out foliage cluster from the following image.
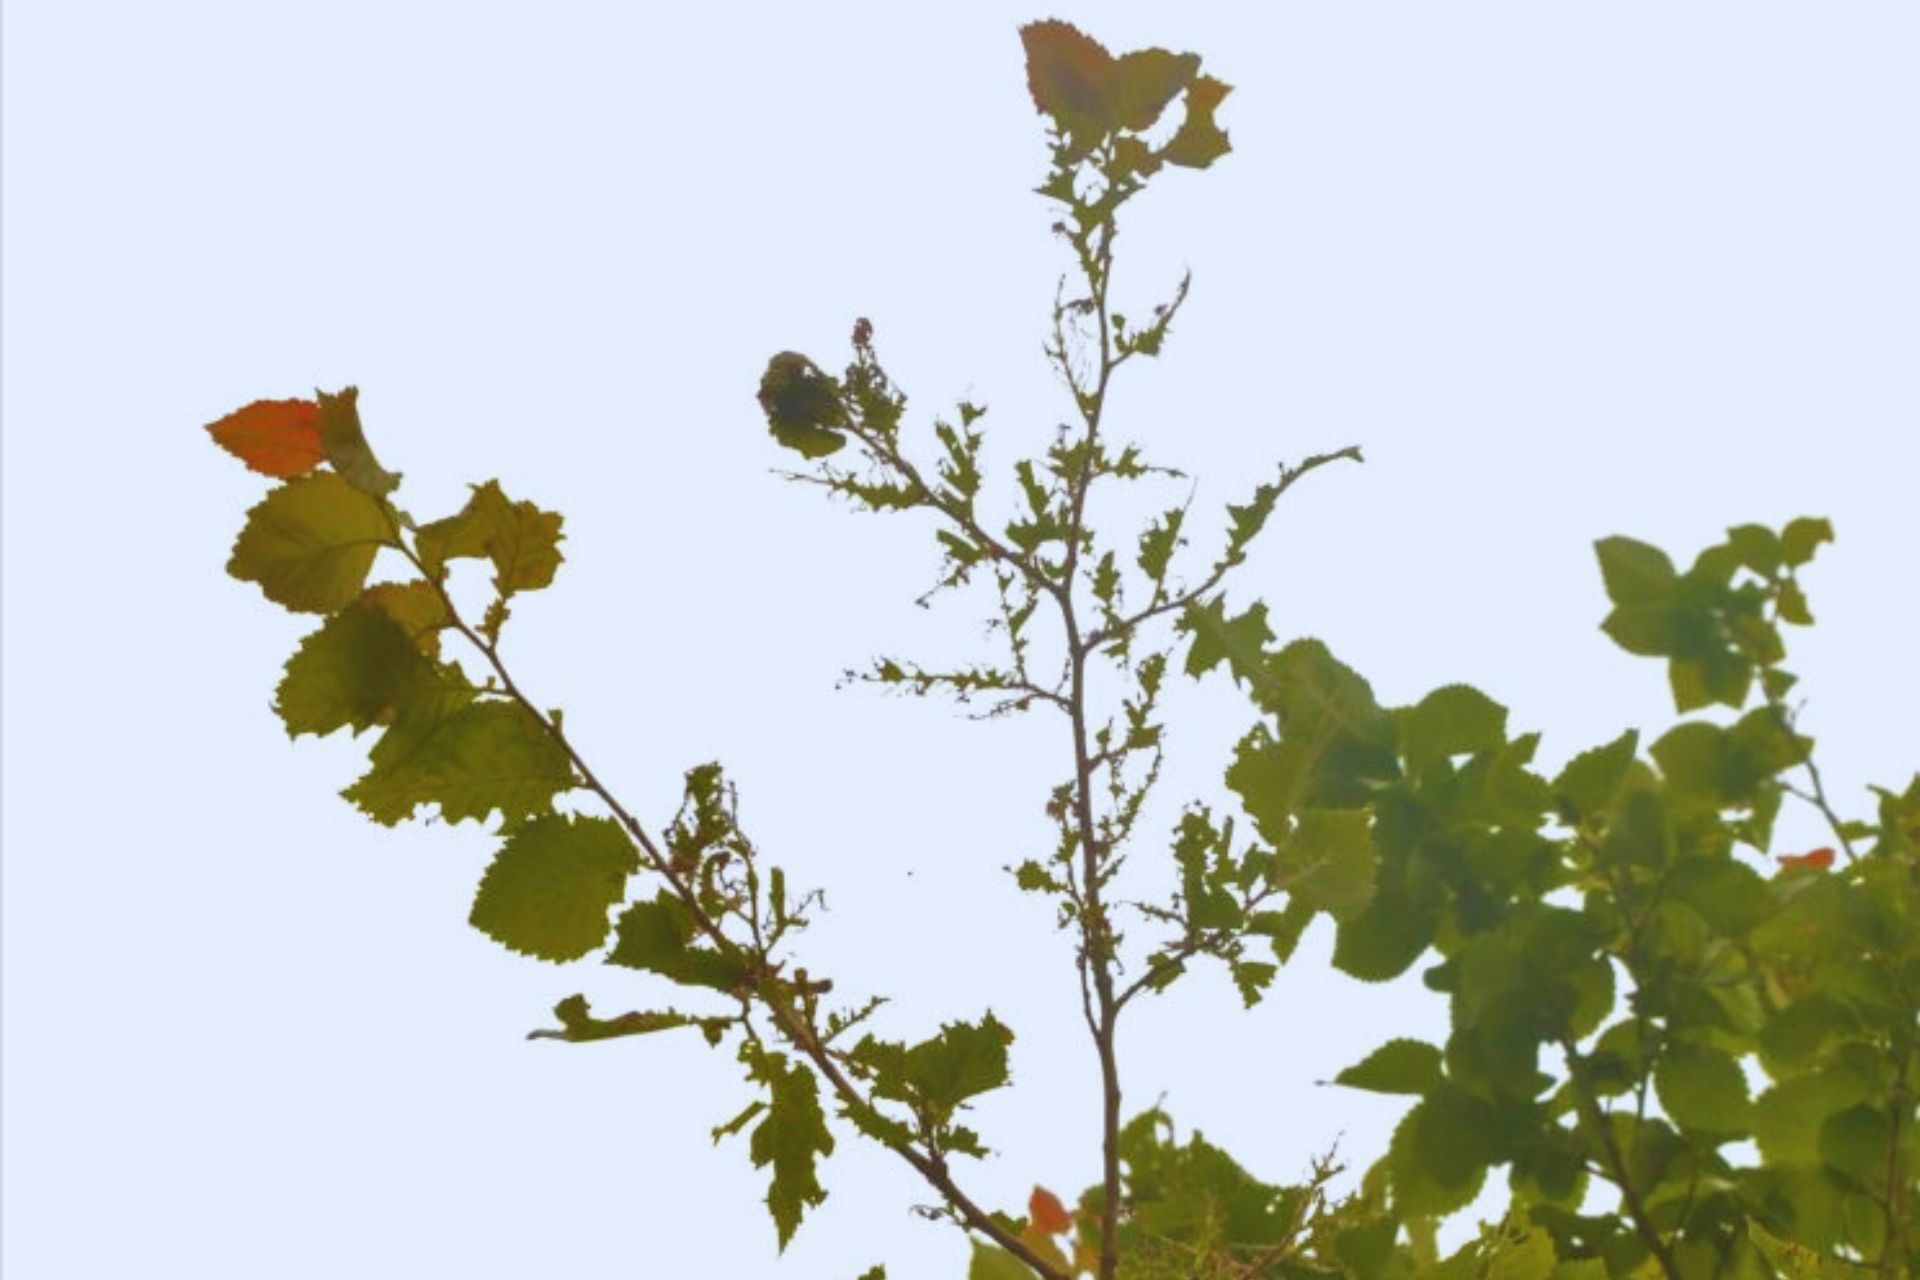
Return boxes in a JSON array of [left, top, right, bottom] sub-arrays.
[[209, 20, 1916, 1280]]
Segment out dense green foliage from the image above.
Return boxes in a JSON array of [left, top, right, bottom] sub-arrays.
[[209, 20, 1915, 1280]]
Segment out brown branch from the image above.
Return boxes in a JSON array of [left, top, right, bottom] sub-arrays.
[[378, 507, 1068, 1280], [1560, 1041, 1681, 1280]]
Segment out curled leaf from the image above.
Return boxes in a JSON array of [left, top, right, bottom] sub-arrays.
[[317, 387, 402, 497], [759, 353, 848, 459]]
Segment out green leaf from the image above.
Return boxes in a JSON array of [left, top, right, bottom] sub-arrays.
[[1337, 1039, 1444, 1095], [316, 386, 402, 497], [1779, 517, 1833, 568], [343, 698, 575, 826], [1776, 578, 1814, 626], [1400, 684, 1509, 775], [1594, 536, 1678, 605], [1818, 1104, 1892, 1189], [274, 603, 443, 738], [606, 889, 752, 993], [968, 1242, 1032, 1280], [1231, 960, 1278, 1006], [415, 480, 565, 593], [1333, 877, 1438, 983], [1389, 1088, 1497, 1216], [1181, 597, 1274, 683], [358, 580, 453, 655], [742, 1047, 834, 1249], [853, 1015, 1014, 1128], [1653, 1043, 1751, 1134], [1725, 523, 1783, 577], [1137, 508, 1184, 583], [1664, 857, 1773, 936], [1754, 1071, 1868, 1166], [1248, 897, 1315, 964], [468, 814, 639, 962], [1747, 1220, 1860, 1280], [1551, 729, 1640, 821], [1278, 807, 1376, 920], [227, 471, 393, 612]]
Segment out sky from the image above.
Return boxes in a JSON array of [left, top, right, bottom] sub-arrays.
[[4, 4, 1917, 1277]]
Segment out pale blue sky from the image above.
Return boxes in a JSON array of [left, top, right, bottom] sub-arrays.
[[5, 4, 1916, 1278]]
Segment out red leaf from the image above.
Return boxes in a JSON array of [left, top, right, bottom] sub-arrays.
[[207, 399, 325, 477], [1777, 847, 1836, 872], [1029, 1185, 1072, 1235], [1019, 21, 1115, 147]]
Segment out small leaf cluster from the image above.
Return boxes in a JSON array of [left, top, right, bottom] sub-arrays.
[[1181, 521, 1917, 1279], [212, 388, 1020, 1255]]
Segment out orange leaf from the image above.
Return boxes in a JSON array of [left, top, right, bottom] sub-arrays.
[[1778, 847, 1836, 872], [1029, 1185, 1072, 1236], [208, 398, 325, 477]]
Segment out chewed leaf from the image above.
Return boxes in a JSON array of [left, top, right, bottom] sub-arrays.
[[1161, 74, 1232, 169], [416, 481, 565, 593], [207, 398, 324, 477], [741, 1046, 834, 1249], [1110, 48, 1200, 132], [527, 994, 728, 1044], [343, 698, 575, 826], [227, 471, 394, 613]]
